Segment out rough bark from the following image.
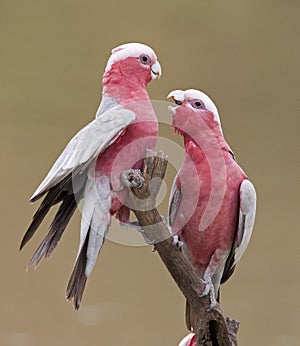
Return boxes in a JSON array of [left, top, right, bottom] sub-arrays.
[[124, 150, 239, 346]]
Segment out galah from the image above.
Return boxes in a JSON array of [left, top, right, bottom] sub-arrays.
[[20, 42, 161, 309], [168, 89, 256, 326]]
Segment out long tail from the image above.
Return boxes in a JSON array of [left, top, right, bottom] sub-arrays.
[[20, 174, 73, 250], [20, 173, 86, 269], [66, 227, 90, 310], [66, 174, 111, 309], [27, 192, 79, 269]]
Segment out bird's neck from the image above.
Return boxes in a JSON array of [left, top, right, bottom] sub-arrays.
[[183, 125, 229, 164], [102, 67, 150, 103]]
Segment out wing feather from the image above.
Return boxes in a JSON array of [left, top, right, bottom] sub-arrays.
[[66, 173, 111, 309], [31, 108, 135, 201], [234, 179, 256, 265], [168, 172, 182, 227], [221, 179, 256, 283]]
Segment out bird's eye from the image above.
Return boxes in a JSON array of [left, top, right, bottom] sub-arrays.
[[191, 100, 204, 109], [139, 54, 151, 65], [175, 100, 182, 105]]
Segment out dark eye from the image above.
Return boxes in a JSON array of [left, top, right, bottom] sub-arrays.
[[139, 54, 151, 65], [175, 100, 182, 105], [191, 100, 204, 109]]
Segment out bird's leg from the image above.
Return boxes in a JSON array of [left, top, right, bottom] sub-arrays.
[[121, 215, 167, 231], [200, 271, 217, 311], [120, 220, 142, 231], [120, 217, 166, 250], [120, 169, 144, 189], [119, 220, 155, 246], [160, 215, 168, 226], [201, 249, 228, 311]]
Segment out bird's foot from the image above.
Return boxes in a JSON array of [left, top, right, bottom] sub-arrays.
[[120, 169, 144, 189], [160, 215, 168, 226], [151, 245, 157, 252], [120, 221, 143, 232], [139, 230, 156, 246], [172, 235, 184, 250], [200, 271, 217, 311], [121, 221, 155, 246]]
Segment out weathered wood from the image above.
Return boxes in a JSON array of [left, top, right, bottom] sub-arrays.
[[124, 150, 239, 346]]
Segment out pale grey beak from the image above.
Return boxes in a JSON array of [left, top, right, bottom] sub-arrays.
[[167, 90, 185, 116], [151, 61, 162, 79]]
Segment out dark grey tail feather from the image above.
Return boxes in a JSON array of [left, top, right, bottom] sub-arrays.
[[20, 174, 74, 250], [20, 190, 63, 250], [27, 192, 79, 269], [220, 264, 236, 284], [216, 289, 220, 302], [221, 212, 240, 285], [66, 228, 90, 310], [30, 173, 73, 203]]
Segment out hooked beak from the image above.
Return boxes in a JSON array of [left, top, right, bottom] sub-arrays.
[[167, 90, 185, 115], [150, 61, 162, 79]]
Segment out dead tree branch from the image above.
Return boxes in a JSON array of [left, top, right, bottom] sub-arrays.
[[124, 150, 239, 346]]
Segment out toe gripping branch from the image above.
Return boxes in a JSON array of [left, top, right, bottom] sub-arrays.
[[121, 169, 145, 189], [122, 150, 239, 346]]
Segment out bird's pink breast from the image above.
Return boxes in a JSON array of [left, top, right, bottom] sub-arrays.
[[175, 139, 246, 269], [98, 59, 157, 217], [95, 100, 158, 215]]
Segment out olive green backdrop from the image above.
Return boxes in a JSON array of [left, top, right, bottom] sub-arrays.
[[1, 0, 299, 345]]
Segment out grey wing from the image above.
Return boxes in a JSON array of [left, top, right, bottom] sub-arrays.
[[20, 107, 135, 254], [168, 172, 182, 227], [31, 107, 136, 201], [66, 174, 111, 309], [221, 179, 256, 283]]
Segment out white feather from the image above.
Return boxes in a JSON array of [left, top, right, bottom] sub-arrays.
[[105, 42, 157, 74], [168, 171, 181, 227], [168, 89, 222, 131], [76, 170, 111, 278], [95, 95, 119, 118], [85, 174, 111, 277], [31, 107, 135, 200], [234, 179, 256, 266]]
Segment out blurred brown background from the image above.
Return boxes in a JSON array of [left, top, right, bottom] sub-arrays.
[[1, 0, 299, 345]]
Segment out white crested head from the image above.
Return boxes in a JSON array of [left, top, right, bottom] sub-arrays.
[[185, 89, 220, 124], [168, 89, 222, 130], [105, 42, 158, 74]]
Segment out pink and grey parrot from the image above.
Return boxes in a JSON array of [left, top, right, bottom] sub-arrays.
[[167, 89, 256, 326], [20, 43, 161, 309]]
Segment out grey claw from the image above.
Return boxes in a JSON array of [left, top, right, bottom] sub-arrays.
[[120, 169, 144, 189], [121, 221, 156, 246], [201, 273, 217, 310], [172, 235, 184, 249], [160, 215, 168, 225], [146, 149, 156, 157], [137, 178, 144, 189], [207, 303, 216, 312], [120, 221, 143, 232], [144, 237, 155, 246]]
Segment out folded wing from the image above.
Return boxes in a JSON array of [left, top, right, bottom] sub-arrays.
[[31, 108, 136, 202], [221, 179, 256, 283], [168, 172, 182, 228], [20, 107, 135, 253]]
